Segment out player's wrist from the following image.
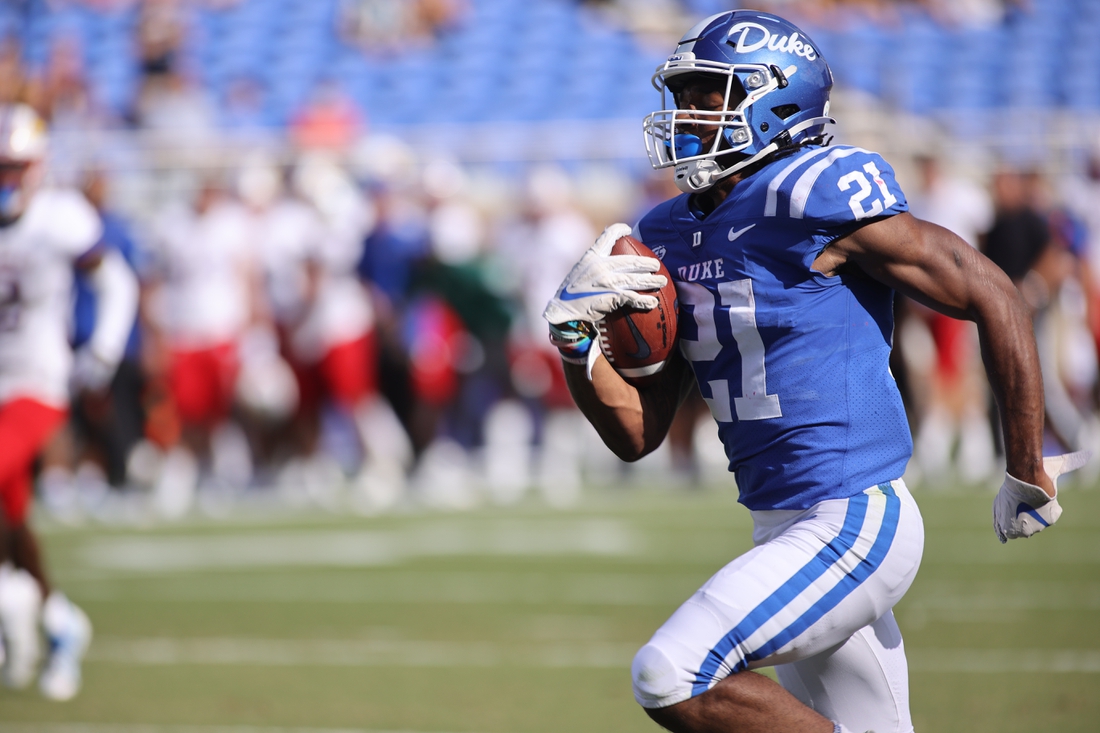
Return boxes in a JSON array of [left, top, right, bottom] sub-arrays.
[[1005, 459, 1054, 497], [549, 320, 596, 364]]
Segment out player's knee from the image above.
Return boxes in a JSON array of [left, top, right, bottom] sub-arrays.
[[632, 642, 689, 709]]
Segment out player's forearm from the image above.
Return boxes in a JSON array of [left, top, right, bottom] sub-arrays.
[[886, 217, 1051, 490], [562, 354, 682, 461], [973, 285, 1050, 491], [563, 356, 650, 460], [86, 249, 139, 365]]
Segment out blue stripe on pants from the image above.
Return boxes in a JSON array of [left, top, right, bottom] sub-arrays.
[[691, 484, 899, 695]]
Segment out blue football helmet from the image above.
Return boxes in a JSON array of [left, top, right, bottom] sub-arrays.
[[644, 10, 836, 193]]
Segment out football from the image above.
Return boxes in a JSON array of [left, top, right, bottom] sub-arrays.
[[596, 235, 679, 387]]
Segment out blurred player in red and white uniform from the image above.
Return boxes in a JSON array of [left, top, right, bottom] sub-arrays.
[[143, 177, 261, 515], [0, 103, 138, 699], [256, 155, 410, 510], [907, 153, 997, 485]]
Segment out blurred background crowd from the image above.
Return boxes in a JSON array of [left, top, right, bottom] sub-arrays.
[[3, 0, 1100, 522]]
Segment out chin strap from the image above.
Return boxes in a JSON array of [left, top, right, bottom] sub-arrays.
[[674, 116, 836, 194]]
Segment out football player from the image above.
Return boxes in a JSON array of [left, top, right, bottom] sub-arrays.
[[0, 103, 138, 699], [543, 11, 1088, 733], [142, 175, 261, 514], [249, 155, 410, 510]]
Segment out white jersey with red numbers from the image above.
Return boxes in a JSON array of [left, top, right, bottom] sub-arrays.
[[256, 197, 323, 327], [149, 199, 256, 349], [0, 188, 102, 408], [290, 272, 375, 364], [256, 197, 374, 364]]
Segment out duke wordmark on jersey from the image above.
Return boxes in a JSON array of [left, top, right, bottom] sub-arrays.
[[678, 258, 727, 283]]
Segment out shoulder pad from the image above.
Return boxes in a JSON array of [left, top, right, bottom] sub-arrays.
[[25, 188, 104, 257], [760, 146, 908, 226]]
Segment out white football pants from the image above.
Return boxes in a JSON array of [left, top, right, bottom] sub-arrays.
[[632, 480, 923, 733]]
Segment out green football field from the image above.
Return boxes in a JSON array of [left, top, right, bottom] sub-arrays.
[[2, 477, 1098, 733]]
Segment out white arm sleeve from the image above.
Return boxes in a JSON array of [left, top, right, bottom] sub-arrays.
[[86, 249, 140, 368]]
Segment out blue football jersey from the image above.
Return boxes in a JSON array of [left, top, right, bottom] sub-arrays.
[[636, 145, 913, 511]]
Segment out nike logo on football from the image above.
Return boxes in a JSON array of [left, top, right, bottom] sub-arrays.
[[728, 224, 756, 242], [624, 315, 652, 360], [560, 285, 613, 301]]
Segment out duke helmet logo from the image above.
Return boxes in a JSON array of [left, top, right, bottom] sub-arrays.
[[727, 21, 817, 60]]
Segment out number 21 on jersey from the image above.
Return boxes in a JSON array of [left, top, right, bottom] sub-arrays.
[[678, 280, 782, 422], [839, 162, 897, 221]]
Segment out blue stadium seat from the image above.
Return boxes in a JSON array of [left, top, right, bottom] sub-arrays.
[[13, 0, 1097, 130]]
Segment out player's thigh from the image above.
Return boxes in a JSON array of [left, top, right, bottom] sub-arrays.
[[169, 349, 212, 424], [0, 399, 67, 523], [632, 481, 923, 710], [169, 344, 238, 425], [775, 610, 914, 733], [319, 335, 373, 409]]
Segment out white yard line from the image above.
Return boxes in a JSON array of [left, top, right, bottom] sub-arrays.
[[76, 520, 639, 573], [63, 575, 1100, 611], [908, 648, 1100, 673], [83, 637, 1100, 673], [87, 637, 637, 669], [65, 571, 687, 606]]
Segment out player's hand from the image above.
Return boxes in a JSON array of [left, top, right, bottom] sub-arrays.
[[994, 451, 1091, 543], [70, 347, 117, 393], [542, 223, 667, 326]]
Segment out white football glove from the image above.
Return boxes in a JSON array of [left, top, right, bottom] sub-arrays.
[[993, 451, 1091, 543], [542, 223, 667, 326]]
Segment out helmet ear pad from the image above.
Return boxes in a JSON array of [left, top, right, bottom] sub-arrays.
[[751, 100, 830, 149]]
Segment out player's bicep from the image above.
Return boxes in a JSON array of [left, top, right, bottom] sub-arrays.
[[836, 212, 1013, 320]]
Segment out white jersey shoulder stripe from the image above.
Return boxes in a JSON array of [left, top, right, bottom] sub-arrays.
[[764, 147, 835, 218], [790, 146, 871, 220]]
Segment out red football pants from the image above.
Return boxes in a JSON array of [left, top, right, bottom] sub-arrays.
[[0, 398, 67, 524], [295, 334, 377, 412], [168, 342, 240, 428]]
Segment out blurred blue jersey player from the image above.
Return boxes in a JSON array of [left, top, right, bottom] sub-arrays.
[[542, 10, 1087, 733], [69, 171, 145, 489]]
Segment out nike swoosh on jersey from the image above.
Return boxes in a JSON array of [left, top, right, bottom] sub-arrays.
[[560, 286, 614, 301], [728, 224, 756, 241]]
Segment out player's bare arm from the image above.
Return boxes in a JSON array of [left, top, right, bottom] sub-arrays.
[[562, 349, 694, 461], [544, 222, 686, 461], [70, 245, 141, 394], [815, 211, 1054, 494]]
